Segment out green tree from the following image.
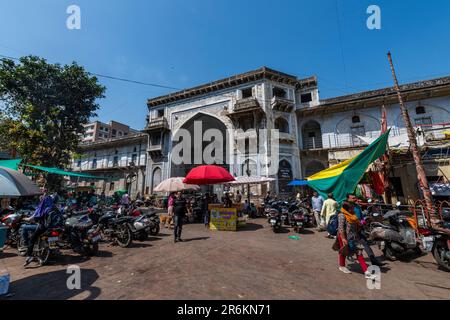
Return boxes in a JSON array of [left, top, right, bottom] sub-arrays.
[[0, 56, 105, 190]]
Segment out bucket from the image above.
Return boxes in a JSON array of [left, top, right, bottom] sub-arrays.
[[0, 272, 10, 296], [0, 226, 8, 249]]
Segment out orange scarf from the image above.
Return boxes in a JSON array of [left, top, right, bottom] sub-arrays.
[[341, 207, 360, 226]]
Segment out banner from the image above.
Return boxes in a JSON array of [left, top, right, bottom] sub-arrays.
[[210, 208, 237, 231]]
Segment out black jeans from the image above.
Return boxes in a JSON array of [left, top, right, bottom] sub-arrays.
[[25, 223, 46, 257], [173, 215, 184, 239]]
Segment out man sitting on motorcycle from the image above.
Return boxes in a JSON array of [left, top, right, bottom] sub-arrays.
[[23, 190, 56, 266]]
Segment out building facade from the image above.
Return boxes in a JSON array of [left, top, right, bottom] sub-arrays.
[[144, 67, 319, 195], [71, 133, 148, 197], [298, 76, 450, 204], [81, 120, 138, 143], [144, 67, 450, 201]]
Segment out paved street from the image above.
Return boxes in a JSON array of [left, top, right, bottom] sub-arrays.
[[1, 218, 449, 300]]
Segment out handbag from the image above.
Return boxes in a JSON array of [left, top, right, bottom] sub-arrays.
[[332, 239, 340, 251]]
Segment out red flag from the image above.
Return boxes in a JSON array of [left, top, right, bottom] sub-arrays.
[[381, 105, 388, 133]]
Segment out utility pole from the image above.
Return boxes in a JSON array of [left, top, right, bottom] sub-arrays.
[[387, 52, 436, 222]]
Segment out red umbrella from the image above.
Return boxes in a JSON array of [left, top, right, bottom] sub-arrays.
[[183, 165, 235, 185]]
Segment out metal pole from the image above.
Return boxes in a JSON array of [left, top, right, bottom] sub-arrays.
[[387, 52, 435, 221]]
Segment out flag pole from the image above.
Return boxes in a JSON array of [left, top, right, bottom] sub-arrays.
[[387, 52, 435, 223]]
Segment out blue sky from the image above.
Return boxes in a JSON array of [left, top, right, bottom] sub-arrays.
[[1, 0, 450, 129]]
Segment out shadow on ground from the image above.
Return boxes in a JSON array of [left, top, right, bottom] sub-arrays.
[[5, 268, 101, 300], [238, 223, 264, 232]]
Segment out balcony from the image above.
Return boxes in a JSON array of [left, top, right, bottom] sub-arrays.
[[144, 117, 169, 133], [147, 143, 164, 161], [147, 144, 163, 153], [271, 96, 294, 112], [279, 132, 295, 144], [227, 98, 265, 126]]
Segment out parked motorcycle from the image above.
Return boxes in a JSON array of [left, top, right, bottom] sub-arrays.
[[419, 208, 450, 271], [266, 201, 283, 233], [25, 227, 62, 266], [1, 210, 32, 247], [58, 212, 101, 256], [93, 209, 133, 248], [289, 206, 308, 233], [370, 209, 422, 261]]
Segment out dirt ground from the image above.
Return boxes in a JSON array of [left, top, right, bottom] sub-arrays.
[[1, 218, 449, 300]]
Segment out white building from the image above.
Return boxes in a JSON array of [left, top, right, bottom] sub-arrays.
[[71, 133, 148, 197], [145, 67, 450, 201], [144, 67, 319, 195]]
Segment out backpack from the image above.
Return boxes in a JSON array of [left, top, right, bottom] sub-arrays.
[[44, 208, 65, 228], [327, 214, 339, 236]]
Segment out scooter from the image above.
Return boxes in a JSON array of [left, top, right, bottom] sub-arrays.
[[370, 209, 422, 261], [419, 208, 450, 271], [266, 201, 283, 233]]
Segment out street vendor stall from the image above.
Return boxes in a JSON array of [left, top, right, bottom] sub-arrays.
[[223, 176, 275, 224], [184, 165, 237, 231]]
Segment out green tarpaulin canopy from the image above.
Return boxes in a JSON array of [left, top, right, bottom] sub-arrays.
[[0, 159, 22, 171], [24, 164, 109, 180]]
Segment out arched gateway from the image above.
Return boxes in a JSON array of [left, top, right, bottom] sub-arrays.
[[171, 113, 229, 178]]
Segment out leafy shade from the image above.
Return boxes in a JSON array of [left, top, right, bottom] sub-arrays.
[[0, 56, 105, 190]]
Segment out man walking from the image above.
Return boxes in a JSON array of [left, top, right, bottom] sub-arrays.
[[173, 192, 187, 243], [311, 192, 324, 230], [321, 193, 338, 238]]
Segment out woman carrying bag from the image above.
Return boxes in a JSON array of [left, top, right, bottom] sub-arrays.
[[337, 199, 376, 280]]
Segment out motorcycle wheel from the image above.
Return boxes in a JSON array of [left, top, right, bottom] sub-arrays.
[[116, 225, 132, 248], [149, 224, 160, 236], [35, 238, 51, 266], [432, 240, 450, 272], [383, 246, 397, 261], [84, 242, 99, 257], [17, 236, 27, 256]]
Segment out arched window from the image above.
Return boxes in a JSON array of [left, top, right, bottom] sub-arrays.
[[274, 117, 289, 133], [151, 167, 162, 193], [352, 115, 361, 124], [416, 106, 426, 115]]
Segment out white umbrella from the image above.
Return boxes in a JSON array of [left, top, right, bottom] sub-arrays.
[[153, 177, 200, 193], [0, 166, 42, 197], [224, 176, 275, 186]]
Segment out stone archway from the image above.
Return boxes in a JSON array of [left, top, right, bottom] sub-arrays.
[[171, 113, 229, 177]]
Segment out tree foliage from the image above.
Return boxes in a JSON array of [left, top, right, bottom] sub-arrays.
[[0, 56, 105, 190]]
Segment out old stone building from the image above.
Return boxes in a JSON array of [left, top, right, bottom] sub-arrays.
[[145, 68, 450, 201], [144, 67, 319, 195], [298, 76, 450, 204], [71, 133, 148, 197]]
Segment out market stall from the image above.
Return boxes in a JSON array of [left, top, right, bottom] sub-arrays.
[[184, 165, 237, 231]]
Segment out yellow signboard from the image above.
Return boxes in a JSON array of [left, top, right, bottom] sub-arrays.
[[210, 208, 237, 231]]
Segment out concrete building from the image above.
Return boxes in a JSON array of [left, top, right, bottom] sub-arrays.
[[71, 133, 148, 197], [144, 67, 319, 195], [81, 120, 138, 143], [298, 76, 450, 204], [144, 67, 450, 201]]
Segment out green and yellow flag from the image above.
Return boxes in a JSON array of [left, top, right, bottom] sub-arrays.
[[307, 130, 390, 204]]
